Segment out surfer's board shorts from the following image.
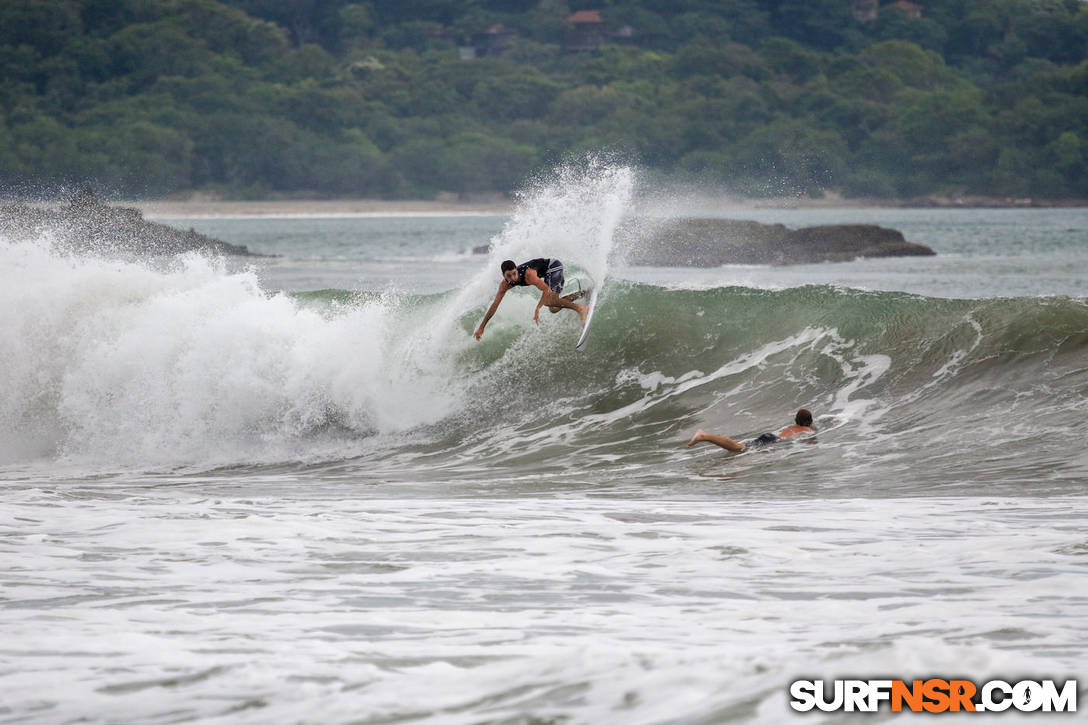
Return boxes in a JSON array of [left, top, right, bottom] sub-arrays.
[[543, 259, 565, 294], [745, 433, 780, 449]]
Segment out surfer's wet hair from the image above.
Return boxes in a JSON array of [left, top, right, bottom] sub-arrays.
[[795, 409, 813, 427], [500, 260, 516, 272]]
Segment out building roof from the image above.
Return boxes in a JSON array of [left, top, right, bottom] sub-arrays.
[[481, 23, 517, 35], [568, 10, 604, 24]]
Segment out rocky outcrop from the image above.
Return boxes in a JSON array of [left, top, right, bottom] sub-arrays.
[[618, 217, 935, 266], [0, 187, 257, 256]]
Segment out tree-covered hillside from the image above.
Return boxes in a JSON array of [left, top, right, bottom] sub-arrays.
[[2, 0, 1086, 199]]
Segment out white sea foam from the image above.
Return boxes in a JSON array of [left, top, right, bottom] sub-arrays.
[[0, 488, 1083, 723], [0, 161, 637, 470], [0, 238, 462, 468]]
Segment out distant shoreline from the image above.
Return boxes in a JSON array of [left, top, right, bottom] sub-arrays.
[[120, 194, 1088, 219], [126, 199, 514, 219]]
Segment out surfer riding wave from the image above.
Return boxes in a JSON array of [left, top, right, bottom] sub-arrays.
[[474, 258, 588, 340]]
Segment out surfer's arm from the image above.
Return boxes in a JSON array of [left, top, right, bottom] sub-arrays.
[[474, 282, 508, 340], [523, 269, 556, 319]]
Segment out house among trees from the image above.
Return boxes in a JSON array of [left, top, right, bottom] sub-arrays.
[[476, 24, 519, 57], [892, 1, 923, 18], [460, 23, 520, 60], [852, 1, 923, 24], [566, 10, 607, 52], [852, 0, 879, 23], [611, 24, 640, 43], [456, 10, 635, 57]]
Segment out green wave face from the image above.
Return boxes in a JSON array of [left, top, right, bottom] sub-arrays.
[[355, 282, 1086, 496]]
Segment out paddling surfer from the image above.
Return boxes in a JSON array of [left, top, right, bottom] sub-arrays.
[[686, 409, 815, 452], [473, 258, 588, 340]]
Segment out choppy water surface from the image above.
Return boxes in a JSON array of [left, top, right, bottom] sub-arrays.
[[2, 165, 1086, 723]]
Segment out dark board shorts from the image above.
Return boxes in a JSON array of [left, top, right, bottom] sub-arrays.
[[543, 259, 565, 294]]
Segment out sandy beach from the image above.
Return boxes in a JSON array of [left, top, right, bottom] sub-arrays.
[[124, 198, 515, 218], [120, 193, 1087, 219]]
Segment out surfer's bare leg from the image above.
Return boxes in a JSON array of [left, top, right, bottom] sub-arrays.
[[686, 430, 745, 452], [541, 290, 587, 322], [548, 292, 583, 314]]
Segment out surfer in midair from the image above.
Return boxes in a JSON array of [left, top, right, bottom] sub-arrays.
[[686, 409, 815, 452], [474, 258, 588, 340]]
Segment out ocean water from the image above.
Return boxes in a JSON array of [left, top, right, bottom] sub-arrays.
[[2, 165, 1086, 723]]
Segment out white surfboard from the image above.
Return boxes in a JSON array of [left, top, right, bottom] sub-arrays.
[[575, 284, 600, 350]]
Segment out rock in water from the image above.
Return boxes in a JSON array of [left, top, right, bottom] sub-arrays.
[[0, 187, 257, 257], [619, 217, 935, 266]]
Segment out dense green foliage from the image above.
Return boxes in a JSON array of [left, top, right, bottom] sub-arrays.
[[2, 0, 1087, 198]]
